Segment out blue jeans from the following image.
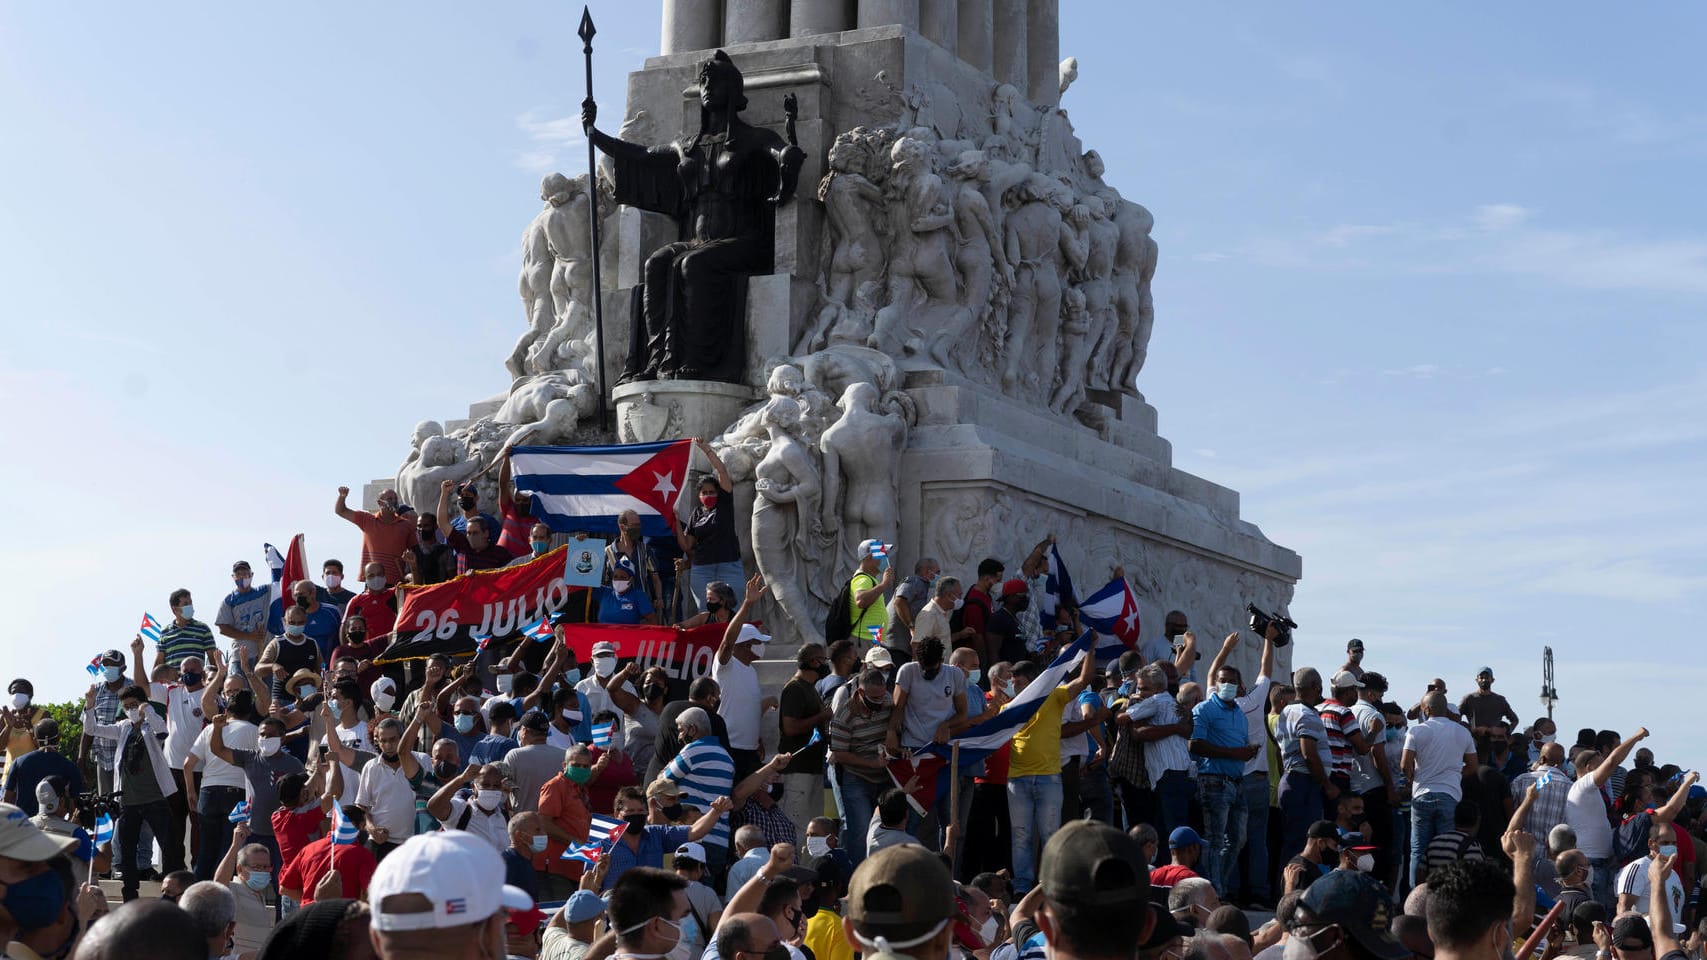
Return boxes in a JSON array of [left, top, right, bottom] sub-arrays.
[[838, 767, 888, 863], [1409, 792, 1457, 887], [1590, 857, 1614, 912], [195, 785, 246, 880], [1155, 769, 1193, 854], [1198, 774, 1238, 897], [689, 561, 745, 612], [1230, 771, 1271, 901], [1278, 770, 1324, 865], [1007, 774, 1063, 893]]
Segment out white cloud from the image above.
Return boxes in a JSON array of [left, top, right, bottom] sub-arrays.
[[1382, 363, 1438, 379], [1473, 203, 1532, 232], [513, 110, 587, 173]]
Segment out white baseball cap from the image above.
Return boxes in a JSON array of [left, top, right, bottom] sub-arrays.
[[674, 841, 708, 864], [369, 831, 533, 931], [857, 538, 884, 559], [863, 647, 894, 667], [735, 624, 770, 646], [0, 804, 77, 861], [591, 640, 619, 657]]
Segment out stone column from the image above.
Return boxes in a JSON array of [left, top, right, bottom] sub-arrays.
[[957, 0, 992, 72], [725, 0, 787, 43], [920, 0, 957, 54], [857, 0, 920, 30], [661, 0, 721, 54], [790, 0, 853, 36], [1025, 0, 1058, 106], [991, 0, 1026, 90]]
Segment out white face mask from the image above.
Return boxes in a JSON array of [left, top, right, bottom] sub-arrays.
[[365, 576, 386, 591], [1541, 733, 1557, 744], [967, 668, 982, 685], [258, 737, 282, 758], [325, 574, 342, 590], [374, 691, 397, 712], [476, 789, 504, 811], [978, 915, 999, 947], [952, 598, 965, 611], [125, 706, 144, 723], [1216, 683, 1239, 702], [805, 835, 831, 858], [1356, 853, 1374, 873], [10, 693, 29, 711], [594, 656, 618, 679], [496, 674, 514, 694], [612, 580, 632, 595]]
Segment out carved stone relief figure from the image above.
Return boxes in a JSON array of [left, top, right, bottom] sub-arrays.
[[1075, 194, 1122, 392], [750, 397, 829, 647], [1000, 176, 1086, 396], [511, 176, 560, 381], [930, 150, 1012, 371], [528, 174, 596, 378], [1049, 287, 1090, 414], [819, 381, 907, 555], [868, 137, 966, 356], [397, 434, 480, 521], [799, 132, 888, 354]]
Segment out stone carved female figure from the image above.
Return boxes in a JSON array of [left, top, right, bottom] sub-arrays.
[[815, 135, 886, 317], [927, 149, 1012, 369], [819, 382, 907, 554], [868, 137, 961, 354], [1001, 176, 1086, 395], [750, 397, 827, 645]]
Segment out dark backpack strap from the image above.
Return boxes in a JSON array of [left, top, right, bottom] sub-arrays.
[[456, 800, 475, 832]]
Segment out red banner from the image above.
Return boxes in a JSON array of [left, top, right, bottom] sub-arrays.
[[558, 623, 728, 686], [377, 546, 585, 662]]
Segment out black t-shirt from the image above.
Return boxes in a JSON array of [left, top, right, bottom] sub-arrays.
[[686, 487, 740, 566], [1289, 855, 1327, 891], [778, 678, 827, 776], [989, 608, 1025, 663]]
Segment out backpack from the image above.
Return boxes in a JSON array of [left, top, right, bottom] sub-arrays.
[[949, 590, 990, 636], [824, 576, 856, 645]]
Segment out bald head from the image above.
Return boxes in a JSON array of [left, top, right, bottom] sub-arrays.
[[716, 914, 781, 960], [1539, 742, 1565, 766], [1422, 691, 1449, 718], [76, 899, 207, 960]]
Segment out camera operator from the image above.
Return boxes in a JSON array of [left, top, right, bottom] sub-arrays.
[[30, 775, 105, 888]]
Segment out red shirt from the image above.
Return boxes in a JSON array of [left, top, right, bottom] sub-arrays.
[[271, 804, 324, 875], [344, 512, 419, 587], [962, 589, 992, 640], [1148, 864, 1200, 887], [281, 834, 376, 903], [344, 591, 398, 639], [587, 746, 636, 817], [498, 500, 535, 558]]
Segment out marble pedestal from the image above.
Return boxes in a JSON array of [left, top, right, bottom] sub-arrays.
[[612, 380, 760, 444]]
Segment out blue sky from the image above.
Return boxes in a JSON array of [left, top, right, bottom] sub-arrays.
[[3, 4, 1702, 761]]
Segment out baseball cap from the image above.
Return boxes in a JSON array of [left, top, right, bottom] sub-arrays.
[[1613, 914, 1656, 946], [0, 804, 78, 861], [232, 560, 253, 573], [1000, 578, 1029, 597], [864, 647, 894, 667], [735, 624, 770, 646], [1297, 871, 1407, 960], [1307, 820, 1340, 841], [99, 649, 125, 666], [1329, 670, 1365, 690], [591, 640, 619, 657], [369, 831, 533, 931], [509, 906, 549, 936], [1040, 821, 1149, 907], [519, 710, 550, 733], [674, 842, 707, 865], [1477, 666, 1494, 677], [857, 539, 885, 559], [1347, 638, 1364, 649], [1168, 826, 1203, 849], [847, 844, 957, 939], [564, 890, 608, 924]]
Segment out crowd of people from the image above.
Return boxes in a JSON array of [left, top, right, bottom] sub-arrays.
[[0, 476, 1698, 960]]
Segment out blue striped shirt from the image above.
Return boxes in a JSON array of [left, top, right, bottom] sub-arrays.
[[156, 619, 215, 667], [663, 738, 734, 849]]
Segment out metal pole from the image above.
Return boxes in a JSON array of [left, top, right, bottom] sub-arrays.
[[579, 6, 610, 432]]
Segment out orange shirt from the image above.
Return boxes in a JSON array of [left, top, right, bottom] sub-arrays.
[[344, 511, 418, 586], [536, 774, 592, 879]]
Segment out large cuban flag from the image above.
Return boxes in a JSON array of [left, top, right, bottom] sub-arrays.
[[887, 630, 1094, 814], [1036, 542, 1076, 634], [1076, 576, 1142, 666], [511, 440, 694, 539]]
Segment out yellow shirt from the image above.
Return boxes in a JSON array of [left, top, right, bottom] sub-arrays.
[[3, 707, 46, 775], [849, 573, 886, 640], [805, 909, 854, 960], [1006, 687, 1072, 779]]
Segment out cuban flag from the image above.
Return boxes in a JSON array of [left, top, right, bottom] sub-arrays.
[[1036, 544, 1077, 633], [138, 613, 165, 643], [331, 798, 360, 846], [888, 630, 1094, 814], [562, 813, 629, 862], [520, 614, 557, 644], [228, 801, 251, 824], [866, 624, 882, 646], [591, 721, 615, 747], [511, 440, 694, 538], [561, 840, 606, 864], [93, 813, 114, 847], [86, 655, 105, 678], [1076, 576, 1141, 665], [473, 631, 494, 653], [265, 535, 310, 607]]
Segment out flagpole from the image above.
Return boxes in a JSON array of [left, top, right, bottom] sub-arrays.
[[578, 6, 610, 432], [948, 741, 961, 858]]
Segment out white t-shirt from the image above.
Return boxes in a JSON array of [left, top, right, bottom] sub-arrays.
[[1402, 717, 1474, 801], [325, 720, 374, 758], [894, 662, 966, 749], [1566, 776, 1615, 859], [1616, 855, 1685, 930], [441, 795, 510, 850], [713, 656, 762, 751], [1348, 700, 1386, 795], [189, 721, 257, 789], [1236, 676, 1274, 777], [150, 683, 208, 770]]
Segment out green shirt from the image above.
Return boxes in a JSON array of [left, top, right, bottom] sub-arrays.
[[156, 619, 216, 668], [848, 573, 885, 641]]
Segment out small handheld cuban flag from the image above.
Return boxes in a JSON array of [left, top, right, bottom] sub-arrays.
[[521, 614, 557, 644], [561, 813, 629, 863], [866, 624, 882, 646], [139, 613, 164, 643], [870, 542, 888, 559], [228, 801, 251, 824], [331, 798, 359, 846], [561, 840, 605, 864], [86, 655, 105, 678], [806, 727, 823, 748], [592, 721, 615, 748], [473, 630, 494, 653], [94, 813, 114, 847]]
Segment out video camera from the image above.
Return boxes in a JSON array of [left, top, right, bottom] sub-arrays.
[[74, 791, 123, 830], [1246, 605, 1297, 647]]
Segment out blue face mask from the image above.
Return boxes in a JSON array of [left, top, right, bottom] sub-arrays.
[[531, 542, 549, 557], [1, 868, 65, 930], [102, 665, 123, 683], [563, 668, 581, 685], [245, 871, 271, 891], [454, 714, 476, 734], [531, 835, 549, 853], [329, 700, 344, 721]]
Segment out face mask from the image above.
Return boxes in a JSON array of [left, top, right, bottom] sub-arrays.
[[805, 835, 831, 858], [967, 668, 981, 685], [454, 714, 476, 734], [563, 667, 582, 685], [624, 812, 649, 830], [565, 765, 593, 785], [348, 627, 368, 642], [747, 642, 767, 657], [530, 541, 550, 557], [327, 574, 346, 591], [705, 600, 722, 613], [1001, 680, 1016, 697], [764, 946, 790, 960], [181, 670, 204, 687], [245, 871, 271, 891], [125, 706, 144, 723], [285, 623, 307, 637], [496, 674, 514, 694], [594, 657, 618, 679], [612, 580, 633, 595], [458, 496, 477, 510], [294, 595, 311, 611], [1216, 683, 1239, 702], [374, 691, 396, 712], [102, 665, 123, 683], [952, 597, 964, 611], [329, 700, 344, 721], [11, 692, 30, 710], [178, 604, 196, 620], [258, 737, 281, 758], [477, 789, 504, 810], [525, 834, 548, 854], [365, 575, 387, 591], [1, 868, 66, 930], [644, 683, 668, 701], [1356, 853, 1375, 873], [978, 914, 999, 947], [699, 494, 718, 509], [1386, 728, 1403, 743], [236, 576, 253, 590], [661, 802, 684, 820], [1661, 843, 1679, 857], [297, 684, 317, 700], [1283, 933, 1317, 960], [1541, 733, 1557, 744], [434, 760, 458, 781]]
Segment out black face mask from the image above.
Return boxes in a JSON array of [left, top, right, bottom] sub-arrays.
[[809, 662, 829, 679], [644, 684, 668, 701], [767, 782, 786, 803], [433, 760, 458, 781], [294, 596, 311, 610], [705, 600, 722, 613], [623, 813, 649, 830], [348, 629, 366, 642], [764, 944, 790, 960], [661, 802, 684, 820], [458, 497, 477, 510]]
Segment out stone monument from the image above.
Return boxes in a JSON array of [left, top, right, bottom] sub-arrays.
[[367, 0, 1301, 687]]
